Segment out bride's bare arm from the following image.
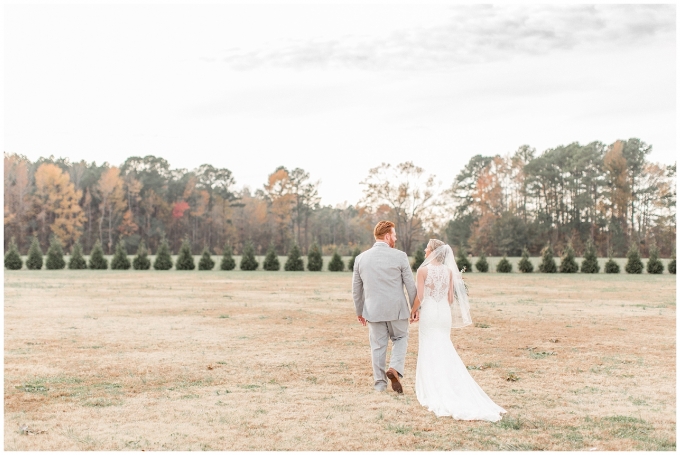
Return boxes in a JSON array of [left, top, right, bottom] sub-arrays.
[[448, 269, 454, 304], [411, 268, 427, 321]]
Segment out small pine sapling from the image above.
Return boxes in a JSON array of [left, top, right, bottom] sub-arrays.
[[559, 242, 579, 273], [153, 238, 173, 270], [668, 252, 675, 275], [110, 241, 131, 270], [580, 238, 600, 274], [475, 251, 489, 272], [284, 244, 304, 271], [220, 244, 236, 271], [4, 237, 23, 270], [604, 248, 620, 274], [88, 240, 108, 270], [240, 241, 259, 271], [456, 245, 472, 273], [175, 238, 196, 270], [68, 242, 87, 270], [412, 247, 425, 271], [518, 247, 534, 273], [263, 245, 280, 271], [646, 245, 664, 274], [625, 244, 643, 274], [328, 251, 345, 272], [26, 236, 44, 270], [198, 246, 215, 271], [132, 240, 151, 270], [348, 247, 361, 272], [307, 242, 323, 271], [538, 242, 557, 273], [496, 255, 512, 273]]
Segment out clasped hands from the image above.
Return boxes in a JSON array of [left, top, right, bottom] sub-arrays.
[[409, 309, 419, 323]]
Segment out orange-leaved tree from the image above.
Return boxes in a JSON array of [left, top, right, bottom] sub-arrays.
[[32, 163, 85, 250]]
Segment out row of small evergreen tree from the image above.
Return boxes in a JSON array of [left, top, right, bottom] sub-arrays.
[[408, 240, 675, 275], [4, 236, 369, 272]]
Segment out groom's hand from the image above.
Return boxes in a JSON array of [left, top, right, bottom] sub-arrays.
[[357, 316, 367, 326]]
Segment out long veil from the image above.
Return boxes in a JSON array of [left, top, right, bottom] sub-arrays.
[[418, 244, 472, 329]]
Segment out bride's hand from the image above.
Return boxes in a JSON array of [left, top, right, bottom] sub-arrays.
[[410, 310, 419, 323]]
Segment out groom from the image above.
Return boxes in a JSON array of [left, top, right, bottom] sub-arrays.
[[352, 220, 417, 393]]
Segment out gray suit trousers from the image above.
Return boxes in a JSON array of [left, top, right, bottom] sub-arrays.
[[367, 319, 409, 391]]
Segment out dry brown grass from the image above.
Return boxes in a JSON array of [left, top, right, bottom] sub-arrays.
[[4, 271, 676, 450]]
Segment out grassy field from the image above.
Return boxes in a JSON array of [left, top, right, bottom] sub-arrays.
[[4, 271, 676, 450]]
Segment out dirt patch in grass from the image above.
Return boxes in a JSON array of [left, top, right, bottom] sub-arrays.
[[4, 271, 675, 450]]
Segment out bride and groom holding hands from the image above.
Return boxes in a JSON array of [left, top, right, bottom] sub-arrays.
[[352, 220, 506, 422]]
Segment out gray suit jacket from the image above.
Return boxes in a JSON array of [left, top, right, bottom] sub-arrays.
[[352, 242, 417, 322]]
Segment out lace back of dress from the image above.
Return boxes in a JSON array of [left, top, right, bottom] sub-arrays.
[[424, 264, 450, 302]]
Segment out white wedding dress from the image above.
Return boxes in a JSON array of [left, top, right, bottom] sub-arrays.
[[415, 264, 506, 421]]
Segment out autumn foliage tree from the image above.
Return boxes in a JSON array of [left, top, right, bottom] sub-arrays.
[[96, 166, 127, 254], [361, 162, 440, 254], [32, 163, 85, 249]]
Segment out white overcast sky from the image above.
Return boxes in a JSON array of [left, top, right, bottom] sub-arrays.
[[3, 2, 676, 206]]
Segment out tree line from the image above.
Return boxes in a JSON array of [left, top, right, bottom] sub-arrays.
[[3, 137, 675, 260]]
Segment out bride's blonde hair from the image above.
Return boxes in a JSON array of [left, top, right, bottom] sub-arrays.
[[427, 239, 446, 251]]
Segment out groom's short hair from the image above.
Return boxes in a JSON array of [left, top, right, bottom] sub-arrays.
[[374, 221, 395, 239]]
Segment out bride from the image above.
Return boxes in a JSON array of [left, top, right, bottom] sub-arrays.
[[410, 239, 506, 422]]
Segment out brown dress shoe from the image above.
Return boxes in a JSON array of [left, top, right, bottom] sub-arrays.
[[386, 368, 403, 394]]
